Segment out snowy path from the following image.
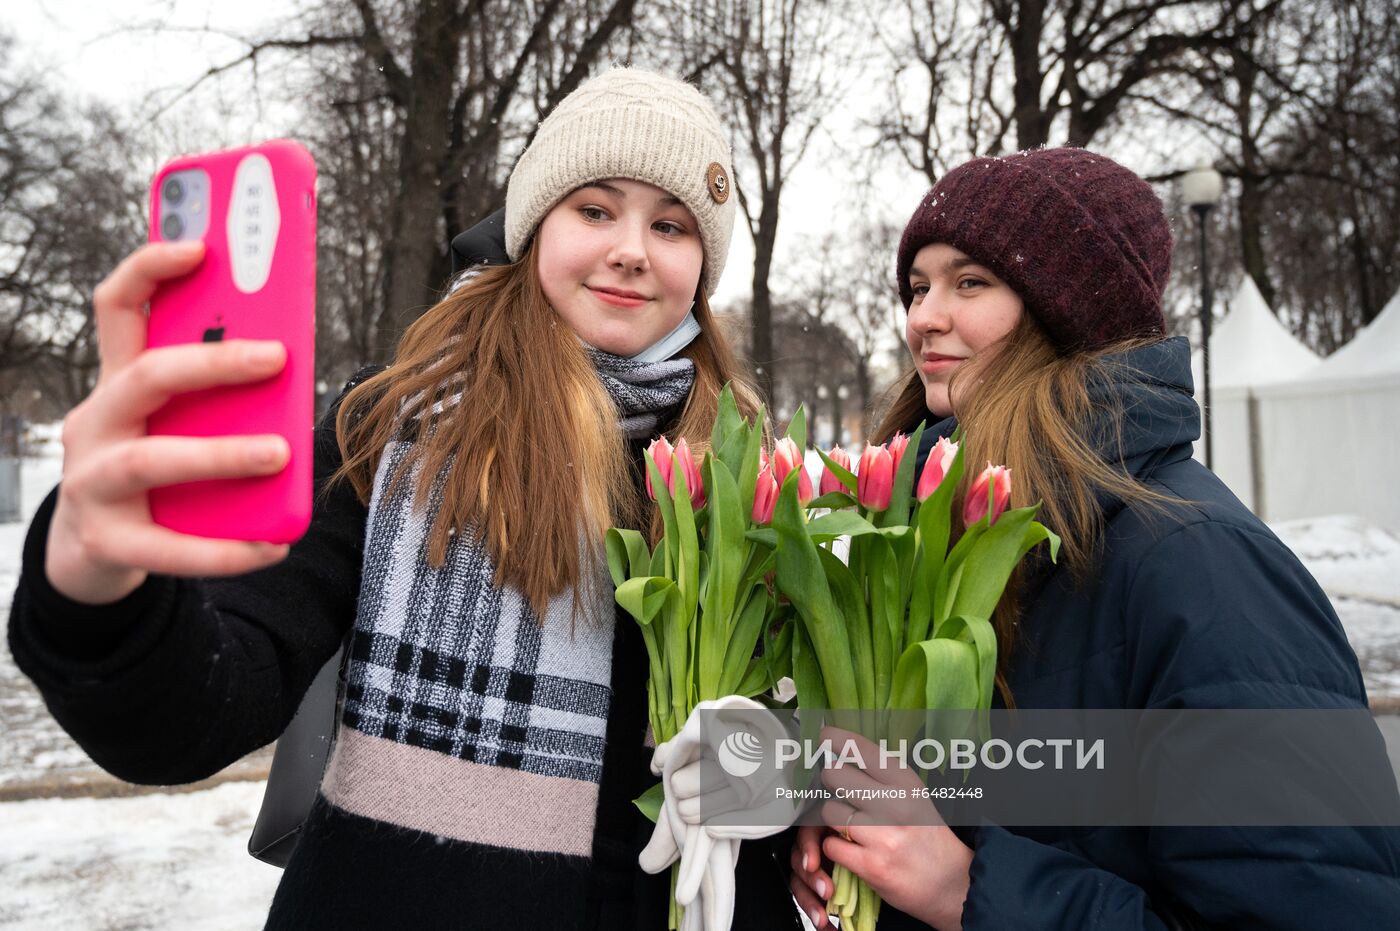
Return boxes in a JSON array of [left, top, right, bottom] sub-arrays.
[[0, 783, 283, 930]]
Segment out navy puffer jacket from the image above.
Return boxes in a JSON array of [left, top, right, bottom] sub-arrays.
[[885, 336, 1400, 930]]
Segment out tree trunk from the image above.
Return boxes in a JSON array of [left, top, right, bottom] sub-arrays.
[[1237, 176, 1276, 310], [1006, 0, 1049, 149], [379, 0, 460, 355], [855, 355, 871, 444], [1231, 47, 1277, 310], [751, 192, 781, 405]]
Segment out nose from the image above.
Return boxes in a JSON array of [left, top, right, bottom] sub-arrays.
[[907, 290, 951, 339], [607, 219, 649, 274]]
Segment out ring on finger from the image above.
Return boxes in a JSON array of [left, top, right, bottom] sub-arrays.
[[839, 808, 858, 843]]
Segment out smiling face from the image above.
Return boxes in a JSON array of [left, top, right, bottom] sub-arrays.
[[535, 178, 704, 357], [905, 243, 1025, 417]]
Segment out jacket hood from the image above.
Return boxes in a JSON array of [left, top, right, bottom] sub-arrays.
[[1087, 335, 1199, 469]]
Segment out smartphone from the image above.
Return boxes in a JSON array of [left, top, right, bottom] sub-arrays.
[[146, 140, 317, 544]]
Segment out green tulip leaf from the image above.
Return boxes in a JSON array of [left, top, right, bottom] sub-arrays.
[[791, 620, 829, 710], [785, 406, 807, 451], [745, 528, 778, 549], [816, 545, 874, 709], [894, 637, 981, 710], [711, 384, 746, 476], [938, 614, 998, 711], [772, 473, 860, 708], [807, 491, 857, 510], [634, 780, 665, 824], [643, 451, 679, 576], [764, 611, 795, 693], [948, 506, 1040, 621], [719, 585, 769, 695], [807, 510, 881, 540], [815, 447, 858, 496]]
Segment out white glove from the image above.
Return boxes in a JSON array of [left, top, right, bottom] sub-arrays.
[[639, 696, 806, 931]]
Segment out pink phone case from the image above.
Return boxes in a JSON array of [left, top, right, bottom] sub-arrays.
[[146, 140, 316, 544]]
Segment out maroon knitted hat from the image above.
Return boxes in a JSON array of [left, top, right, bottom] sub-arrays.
[[895, 147, 1173, 352]]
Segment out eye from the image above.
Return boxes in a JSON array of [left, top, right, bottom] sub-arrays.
[[653, 219, 688, 236], [910, 283, 930, 298], [579, 205, 610, 222], [956, 276, 988, 290]]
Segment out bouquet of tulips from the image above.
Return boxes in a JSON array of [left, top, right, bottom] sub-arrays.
[[606, 387, 794, 929], [765, 424, 1060, 931]]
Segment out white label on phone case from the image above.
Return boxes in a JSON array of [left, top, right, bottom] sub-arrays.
[[228, 154, 280, 293]]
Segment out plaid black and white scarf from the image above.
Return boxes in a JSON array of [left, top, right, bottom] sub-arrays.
[[321, 351, 694, 857]]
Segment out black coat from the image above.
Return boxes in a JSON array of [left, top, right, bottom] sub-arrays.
[[881, 336, 1400, 929]]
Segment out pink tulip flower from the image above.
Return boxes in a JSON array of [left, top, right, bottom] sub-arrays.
[[673, 438, 706, 509], [773, 438, 814, 505], [888, 431, 911, 474], [645, 436, 674, 501], [915, 437, 960, 501], [857, 443, 894, 511], [820, 446, 852, 496], [964, 463, 1012, 526], [752, 464, 779, 524]]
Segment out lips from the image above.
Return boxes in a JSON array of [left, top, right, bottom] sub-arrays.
[[588, 285, 648, 308], [919, 352, 964, 374]]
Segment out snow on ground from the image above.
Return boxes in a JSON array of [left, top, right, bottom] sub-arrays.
[[1272, 515, 1400, 699], [0, 430, 1396, 929], [0, 782, 283, 930], [0, 433, 89, 788]]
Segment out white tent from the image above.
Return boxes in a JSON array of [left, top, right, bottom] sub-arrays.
[[1253, 289, 1400, 529], [1191, 276, 1320, 511]]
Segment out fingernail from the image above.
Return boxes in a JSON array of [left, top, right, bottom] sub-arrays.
[[802, 852, 810, 872], [815, 878, 827, 898], [245, 342, 284, 366], [252, 439, 286, 465], [809, 908, 823, 927]]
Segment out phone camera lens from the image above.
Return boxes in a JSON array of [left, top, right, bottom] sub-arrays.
[[163, 177, 185, 205], [161, 213, 185, 240]]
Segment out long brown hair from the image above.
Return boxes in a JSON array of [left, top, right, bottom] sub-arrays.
[[873, 316, 1181, 698], [334, 238, 763, 623]]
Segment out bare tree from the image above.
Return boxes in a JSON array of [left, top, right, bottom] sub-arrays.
[[776, 220, 906, 442], [164, 0, 640, 360], [1153, 0, 1399, 354], [661, 0, 844, 404], [870, 0, 1014, 184], [0, 37, 146, 410]]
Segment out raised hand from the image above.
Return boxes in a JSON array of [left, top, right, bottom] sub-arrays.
[[46, 241, 292, 605]]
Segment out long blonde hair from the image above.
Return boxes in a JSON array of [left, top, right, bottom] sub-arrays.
[[334, 238, 763, 622], [874, 316, 1181, 697]]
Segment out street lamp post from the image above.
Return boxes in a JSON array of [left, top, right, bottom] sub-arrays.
[[1182, 163, 1224, 470]]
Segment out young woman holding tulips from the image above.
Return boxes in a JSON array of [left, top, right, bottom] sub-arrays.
[[788, 148, 1400, 930], [10, 68, 804, 930]]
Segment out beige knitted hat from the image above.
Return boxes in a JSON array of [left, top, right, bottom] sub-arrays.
[[505, 67, 736, 295]]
